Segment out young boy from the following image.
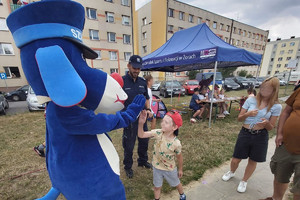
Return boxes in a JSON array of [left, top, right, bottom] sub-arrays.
[[138, 110, 186, 200], [189, 88, 205, 123], [218, 88, 229, 116]]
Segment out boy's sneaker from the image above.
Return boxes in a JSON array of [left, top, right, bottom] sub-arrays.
[[33, 146, 45, 157], [223, 111, 230, 115], [179, 193, 186, 200], [237, 181, 247, 193], [190, 118, 197, 123], [222, 171, 235, 181]]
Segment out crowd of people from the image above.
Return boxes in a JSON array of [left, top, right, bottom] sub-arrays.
[[33, 55, 300, 200]]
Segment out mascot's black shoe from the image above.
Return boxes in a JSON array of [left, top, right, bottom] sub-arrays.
[[138, 162, 152, 169], [125, 169, 134, 178]]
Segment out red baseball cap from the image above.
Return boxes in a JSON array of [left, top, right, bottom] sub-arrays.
[[166, 111, 182, 128]]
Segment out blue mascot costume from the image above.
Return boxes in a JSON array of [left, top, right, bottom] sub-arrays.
[[6, 0, 146, 199]]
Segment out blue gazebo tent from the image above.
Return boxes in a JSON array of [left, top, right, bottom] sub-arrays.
[[142, 23, 262, 127]]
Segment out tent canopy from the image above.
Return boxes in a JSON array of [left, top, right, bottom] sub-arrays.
[[142, 23, 262, 72]]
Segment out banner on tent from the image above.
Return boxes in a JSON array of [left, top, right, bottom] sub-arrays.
[[143, 48, 217, 67]]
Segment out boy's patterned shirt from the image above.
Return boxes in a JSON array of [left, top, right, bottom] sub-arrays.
[[149, 129, 182, 171]]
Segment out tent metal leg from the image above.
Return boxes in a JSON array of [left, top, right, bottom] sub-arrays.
[[209, 61, 218, 128]]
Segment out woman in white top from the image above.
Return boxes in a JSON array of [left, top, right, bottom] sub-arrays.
[[144, 75, 161, 129]]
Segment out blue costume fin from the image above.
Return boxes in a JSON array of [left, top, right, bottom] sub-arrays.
[[35, 45, 87, 107], [36, 187, 60, 200]]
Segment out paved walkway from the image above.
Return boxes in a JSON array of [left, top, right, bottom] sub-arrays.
[[162, 137, 290, 200]]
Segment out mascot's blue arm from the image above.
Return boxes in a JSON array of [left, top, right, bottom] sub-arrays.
[[35, 187, 60, 200], [54, 94, 145, 135]]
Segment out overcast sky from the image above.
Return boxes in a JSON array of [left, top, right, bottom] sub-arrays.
[[135, 0, 300, 41]]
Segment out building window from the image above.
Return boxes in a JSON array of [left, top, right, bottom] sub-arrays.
[[0, 43, 14, 55], [188, 15, 194, 23], [0, 18, 8, 31], [176, 72, 180, 76], [230, 39, 234, 45], [94, 50, 101, 59], [276, 64, 281, 68], [256, 34, 259, 39], [290, 42, 295, 46], [213, 21, 217, 29], [86, 8, 97, 20], [248, 32, 251, 38], [270, 58, 274, 62], [278, 57, 283, 61], [206, 19, 210, 26], [89, 29, 99, 40], [109, 51, 118, 60], [178, 27, 184, 31], [110, 68, 118, 74], [179, 11, 184, 20], [122, 15, 130, 25], [4, 67, 20, 78], [233, 27, 236, 34], [243, 30, 246, 37], [219, 23, 223, 30], [224, 37, 228, 43], [197, 17, 202, 24], [285, 64, 288, 68], [168, 8, 174, 17], [238, 29, 241, 35], [280, 50, 284, 54], [142, 17, 147, 26], [124, 52, 131, 61], [288, 50, 293, 54], [123, 34, 131, 44], [142, 32, 147, 39], [236, 40, 240, 46], [281, 43, 286, 47], [107, 32, 116, 42], [226, 25, 230, 32], [105, 0, 113, 2], [106, 12, 114, 23], [252, 33, 255, 39], [167, 25, 173, 33], [121, 0, 129, 6], [286, 57, 291, 61], [143, 45, 147, 53]]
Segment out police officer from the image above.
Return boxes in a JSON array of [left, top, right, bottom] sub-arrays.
[[122, 55, 152, 178]]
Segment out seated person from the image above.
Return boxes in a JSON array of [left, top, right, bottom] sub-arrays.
[[198, 87, 211, 120], [189, 88, 205, 122], [239, 86, 256, 110], [218, 88, 229, 116]]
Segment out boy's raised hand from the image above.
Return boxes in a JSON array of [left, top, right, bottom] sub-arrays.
[[139, 110, 147, 124]]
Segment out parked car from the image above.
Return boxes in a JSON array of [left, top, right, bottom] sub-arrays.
[[246, 78, 260, 88], [0, 92, 9, 115], [224, 78, 240, 90], [183, 80, 199, 94], [279, 79, 287, 86], [27, 86, 46, 112], [151, 82, 161, 91], [196, 72, 223, 89], [159, 81, 185, 98], [5, 85, 29, 101], [233, 77, 253, 89]]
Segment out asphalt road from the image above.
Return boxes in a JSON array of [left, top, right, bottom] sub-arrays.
[[5, 100, 28, 115]]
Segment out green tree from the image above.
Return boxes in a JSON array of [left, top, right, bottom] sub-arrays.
[[238, 70, 247, 77], [218, 67, 237, 78], [246, 74, 253, 78], [188, 70, 199, 80]]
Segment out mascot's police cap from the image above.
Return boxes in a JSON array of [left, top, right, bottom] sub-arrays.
[[6, 0, 98, 59]]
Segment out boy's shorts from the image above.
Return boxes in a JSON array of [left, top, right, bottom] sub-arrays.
[[270, 145, 300, 194], [190, 104, 202, 111], [233, 128, 269, 162], [153, 167, 180, 188]]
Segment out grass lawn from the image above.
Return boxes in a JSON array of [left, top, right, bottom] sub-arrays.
[[0, 85, 294, 200]]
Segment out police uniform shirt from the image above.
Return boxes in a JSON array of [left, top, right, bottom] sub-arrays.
[[122, 72, 149, 108]]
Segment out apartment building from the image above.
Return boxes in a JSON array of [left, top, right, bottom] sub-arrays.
[[0, 0, 134, 91], [133, 0, 269, 81], [0, 0, 27, 91], [260, 37, 300, 77]]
